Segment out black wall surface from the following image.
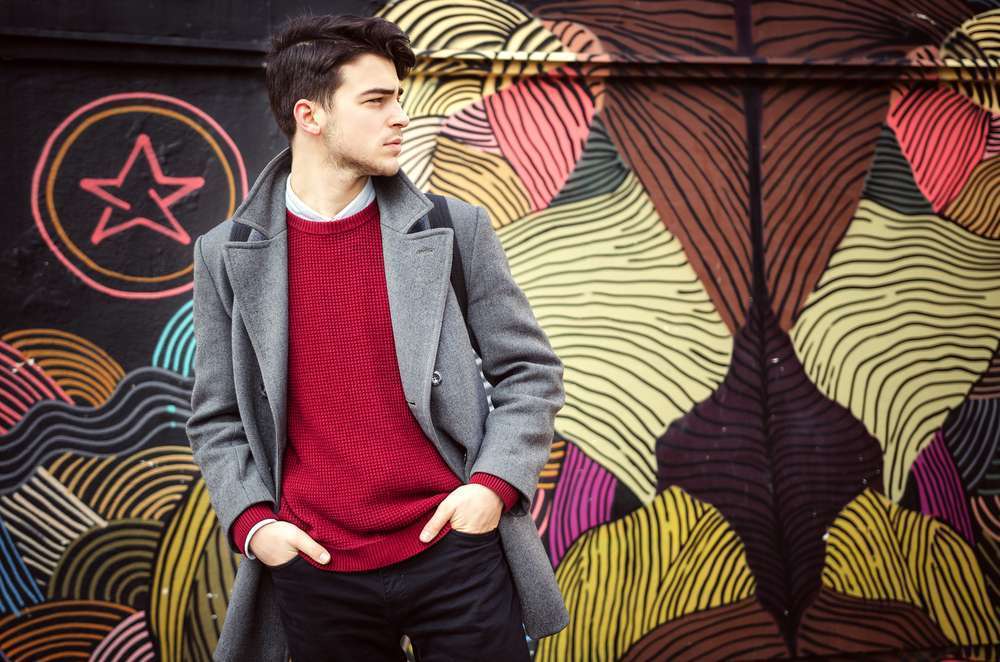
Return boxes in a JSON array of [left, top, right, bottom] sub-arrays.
[[1, 0, 378, 370]]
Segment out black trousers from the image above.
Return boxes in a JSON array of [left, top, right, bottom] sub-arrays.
[[268, 528, 532, 662]]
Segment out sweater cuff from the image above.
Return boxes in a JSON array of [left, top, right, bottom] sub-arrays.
[[470, 472, 520, 513], [230, 501, 278, 555]]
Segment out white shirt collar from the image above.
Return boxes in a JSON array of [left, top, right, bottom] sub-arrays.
[[285, 175, 375, 222]]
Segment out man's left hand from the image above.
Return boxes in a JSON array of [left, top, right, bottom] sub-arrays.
[[419, 483, 502, 542]]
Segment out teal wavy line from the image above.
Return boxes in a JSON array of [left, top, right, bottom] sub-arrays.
[[153, 300, 195, 377]]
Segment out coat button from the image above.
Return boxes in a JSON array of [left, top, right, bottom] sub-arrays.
[[431, 370, 442, 386]]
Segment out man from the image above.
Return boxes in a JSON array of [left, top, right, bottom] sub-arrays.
[[185, 13, 568, 662]]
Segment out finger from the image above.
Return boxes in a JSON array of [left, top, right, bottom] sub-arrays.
[[419, 502, 455, 543], [295, 530, 331, 564]]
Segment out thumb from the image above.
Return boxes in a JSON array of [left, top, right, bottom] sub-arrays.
[[420, 501, 454, 543], [295, 530, 331, 565]]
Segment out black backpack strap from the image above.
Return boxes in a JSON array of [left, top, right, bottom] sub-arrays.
[[423, 194, 480, 357], [228, 221, 253, 242]]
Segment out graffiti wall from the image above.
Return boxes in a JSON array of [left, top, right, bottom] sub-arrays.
[[2, 0, 999, 659]]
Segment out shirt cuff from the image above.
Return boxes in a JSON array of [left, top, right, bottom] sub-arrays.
[[230, 502, 278, 557], [244, 518, 278, 559], [470, 472, 520, 513]]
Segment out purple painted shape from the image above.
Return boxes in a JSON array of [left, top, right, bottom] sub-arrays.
[[913, 431, 975, 542], [548, 442, 616, 566], [655, 304, 883, 654]]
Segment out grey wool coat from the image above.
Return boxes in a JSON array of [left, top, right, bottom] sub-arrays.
[[185, 146, 569, 661]]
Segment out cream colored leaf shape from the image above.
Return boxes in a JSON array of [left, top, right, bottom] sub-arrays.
[[791, 199, 1000, 499], [498, 172, 733, 503]]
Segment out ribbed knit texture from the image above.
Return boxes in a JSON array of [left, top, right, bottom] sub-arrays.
[[230, 199, 518, 572]]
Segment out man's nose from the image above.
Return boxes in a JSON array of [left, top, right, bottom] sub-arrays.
[[392, 100, 409, 127]]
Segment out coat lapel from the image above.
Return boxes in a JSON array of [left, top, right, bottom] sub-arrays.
[[380, 223, 453, 435], [223, 233, 289, 475], [221, 147, 454, 473]]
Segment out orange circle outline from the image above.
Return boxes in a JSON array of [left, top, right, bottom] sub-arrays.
[[46, 104, 237, 283]]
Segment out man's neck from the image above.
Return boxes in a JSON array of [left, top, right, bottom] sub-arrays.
[[288, 152, 370, 219]]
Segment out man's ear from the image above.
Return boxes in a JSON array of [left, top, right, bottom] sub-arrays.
[[294, 99, 323, 137]]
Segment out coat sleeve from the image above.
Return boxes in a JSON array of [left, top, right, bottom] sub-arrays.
[[186, 234, 276, 554], [465, 206, 565, 516]]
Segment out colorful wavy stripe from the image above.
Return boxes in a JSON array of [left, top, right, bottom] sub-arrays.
[[47, 519, 162, 609], [550, 116, 629, 207], [183, 524, 238, 661], [941, 8, 1000, 114], [381, 0, 539, 53], [0, 341, 71, 434], [152, 300, 195, 378], [440, 100, 502, 155], [970, 349, 1000, 400], [912, 431, 976, 542], [428, 135, 532, 228], [531, 435, 566, 540], [150, 479, 219, 662], [91, 610, 156, 662], [0, 367, 193, 493], [546, 441, 616, 566], [45, 445, 200, 521], [399, 115, 445, 190], [0, 467, 106, 582], [0, 599, 135, 659], [944, 153, 1000, 238], [602, 78, 751, 331], [972, 496, 1000, 541], [2, 329, 124, 408]]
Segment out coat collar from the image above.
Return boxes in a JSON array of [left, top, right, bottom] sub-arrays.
[[231, 146, 434, 237]]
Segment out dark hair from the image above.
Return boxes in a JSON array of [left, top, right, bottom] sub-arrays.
[[265, 14, 416, 140]]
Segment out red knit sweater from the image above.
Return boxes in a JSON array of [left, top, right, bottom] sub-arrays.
[[230, 199, 518, 571]]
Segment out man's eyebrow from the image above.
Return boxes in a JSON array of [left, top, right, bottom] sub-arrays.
[[358, 87, 405, 97]]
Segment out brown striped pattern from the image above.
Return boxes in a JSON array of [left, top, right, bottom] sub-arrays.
[[602, 79, 751, 331], [798, 589, 950, 655], [621, 597, 787, 661], [761, 82, 889, 329], [524, 0, 737, 57], [753, 1, 970, 58]]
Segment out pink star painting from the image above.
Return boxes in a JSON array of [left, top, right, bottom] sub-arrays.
[[79, 133, 204, 246]]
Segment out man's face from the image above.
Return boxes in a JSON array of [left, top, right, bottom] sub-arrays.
[[317, 53, 408, 176]]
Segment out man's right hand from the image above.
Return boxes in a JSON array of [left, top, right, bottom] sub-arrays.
[[250, 521, 331, 567]]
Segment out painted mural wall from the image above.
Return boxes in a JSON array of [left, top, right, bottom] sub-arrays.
[[2, 1, 1000, 659]]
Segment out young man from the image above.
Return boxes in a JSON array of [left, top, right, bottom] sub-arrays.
[[185, 14, 567, 662]]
